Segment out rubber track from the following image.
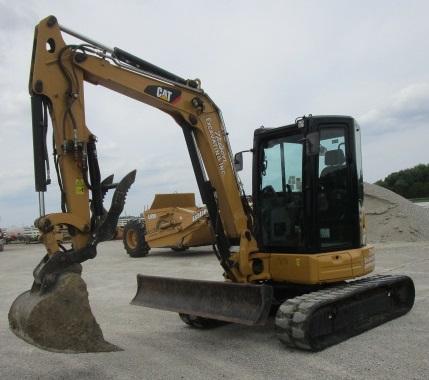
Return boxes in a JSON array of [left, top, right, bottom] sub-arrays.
[[275, 274, 414, 351]]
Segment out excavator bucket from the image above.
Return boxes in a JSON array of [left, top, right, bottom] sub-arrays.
[[131, 275, 273, 325], [9, 270, 120, 353]]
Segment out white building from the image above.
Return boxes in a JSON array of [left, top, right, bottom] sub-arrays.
[[117, 216, 140, 227], [23, 226, 40, 240]]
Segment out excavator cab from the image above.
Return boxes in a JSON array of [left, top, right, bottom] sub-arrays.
[[252, 116, 364, 253]]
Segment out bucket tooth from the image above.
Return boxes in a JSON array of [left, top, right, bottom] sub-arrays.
[[101, 174, 115, 199]]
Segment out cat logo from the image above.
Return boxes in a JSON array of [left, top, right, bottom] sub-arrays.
[[144, 85, 181, 104], [157, 87, 172, 101]]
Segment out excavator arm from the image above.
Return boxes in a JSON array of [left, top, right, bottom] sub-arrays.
[[29, 15, 257, 283]]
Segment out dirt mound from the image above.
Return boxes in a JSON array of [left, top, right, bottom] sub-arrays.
[[364, 183, 429, 243]]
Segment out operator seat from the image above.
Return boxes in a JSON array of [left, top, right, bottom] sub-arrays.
[[320, 149, 346, 177]]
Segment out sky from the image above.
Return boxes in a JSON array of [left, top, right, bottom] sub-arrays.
[[0, 0, 428, 227]]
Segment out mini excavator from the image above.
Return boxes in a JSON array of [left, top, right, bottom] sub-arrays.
[[9, 16, 415, 352]]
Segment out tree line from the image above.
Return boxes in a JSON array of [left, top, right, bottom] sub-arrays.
[[375, 164, 429, 199]]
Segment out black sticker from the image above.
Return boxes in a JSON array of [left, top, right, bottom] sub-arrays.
[[144, 85, 181, 104]]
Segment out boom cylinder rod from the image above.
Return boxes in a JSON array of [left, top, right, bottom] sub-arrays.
[[38, 192, 45, 217], [59, 24, 188, 86], [59, 24, 113, 53]]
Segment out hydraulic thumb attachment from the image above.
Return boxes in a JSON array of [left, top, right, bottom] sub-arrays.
[[8, 170, 136, 353], [132, 275, 273, 326], [33, 169, 137, 290]]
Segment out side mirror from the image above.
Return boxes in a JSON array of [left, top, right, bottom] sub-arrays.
[[234, 152, 244, 172]]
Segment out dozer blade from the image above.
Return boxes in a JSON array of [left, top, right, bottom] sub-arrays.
[[276, 274, 415, 351], [131, 275, 273, 325]]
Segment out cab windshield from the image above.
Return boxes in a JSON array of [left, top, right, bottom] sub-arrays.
[[259, 133, 305, 250], [257, 124, 355, 252]]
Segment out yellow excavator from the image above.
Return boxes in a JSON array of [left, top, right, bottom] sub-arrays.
[[9, 16, 414, 352], [122, 193, 214, 257]]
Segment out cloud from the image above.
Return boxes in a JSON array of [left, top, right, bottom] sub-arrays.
[[359, 83, 429, 135], [358, 83, 429, 181], [0, 3, 35, 33]]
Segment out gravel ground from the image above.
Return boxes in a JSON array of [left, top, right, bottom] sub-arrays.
[[1, 241, 428, 380]]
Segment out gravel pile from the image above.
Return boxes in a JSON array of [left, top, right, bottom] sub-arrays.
[[364, 183, 429, 243]]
